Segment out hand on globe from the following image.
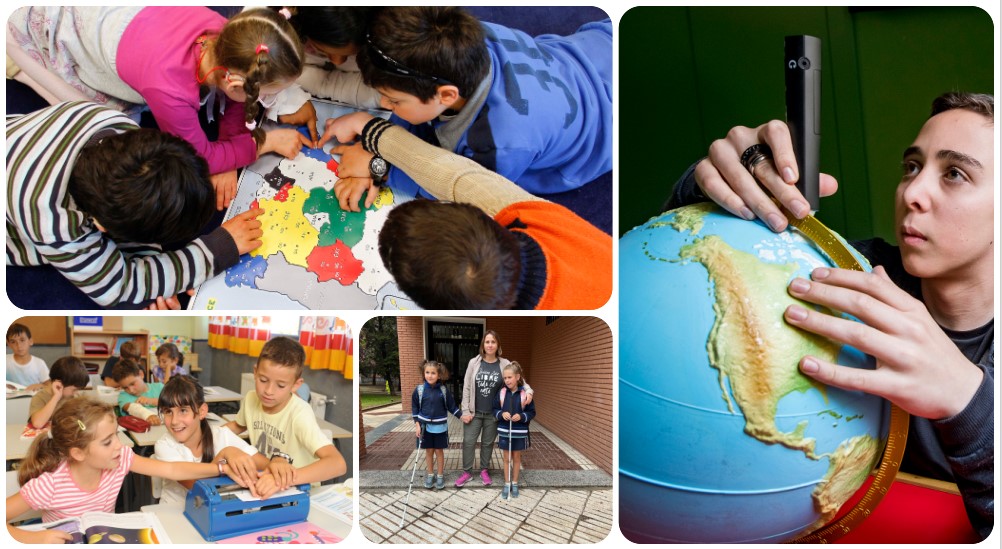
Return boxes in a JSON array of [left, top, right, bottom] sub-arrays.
[[785, 266, 984, 420], [694, 120, 838, 231]]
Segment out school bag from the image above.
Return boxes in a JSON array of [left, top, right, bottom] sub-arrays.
[[417, 383, 448, 407]]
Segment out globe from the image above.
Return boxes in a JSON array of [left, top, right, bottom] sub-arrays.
[[619, 203, 890, 543]]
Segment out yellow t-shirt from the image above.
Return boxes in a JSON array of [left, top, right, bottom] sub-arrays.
[[234, 391, 331, 468]]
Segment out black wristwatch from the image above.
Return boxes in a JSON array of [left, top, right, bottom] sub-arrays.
[[270, 451, 293, 465], [369, 154, 389, 185]]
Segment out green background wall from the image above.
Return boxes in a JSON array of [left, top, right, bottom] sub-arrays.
[[619, 6, 994, 241]]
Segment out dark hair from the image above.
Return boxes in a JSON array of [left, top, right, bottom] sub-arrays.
[[258, 336, 306, 378], [155, 343, 184, 367], [111, 357, 144, 383], [49, 356, 90, 389], [419, 359, 449, 381], [289, 6, 375, 48], [931, 92, 994, 121], [479, 330, 503, 358], [119, 341, 142, 361], [6, 322, 31, 340], [68, 129, 213, 245], [19, 399, 116, 486], [215, 8, 304, 144], [158, 376, 214, 463], [379, 200, 521, 309], [357, 7, 488, 100]]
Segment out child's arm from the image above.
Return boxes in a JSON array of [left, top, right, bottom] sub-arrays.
[[131, 453, 250, 488], [28, 382, 62, 429], [6, 493, 74, 544], [289, 445, 346, 486], [446, 390, 463, 419], [223, 420, 247, 436]]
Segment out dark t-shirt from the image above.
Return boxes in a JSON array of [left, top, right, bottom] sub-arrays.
[[474, 360, 502, 413]]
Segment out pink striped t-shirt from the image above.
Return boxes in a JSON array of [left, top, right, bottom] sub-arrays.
[[20, 448, 135, 523]]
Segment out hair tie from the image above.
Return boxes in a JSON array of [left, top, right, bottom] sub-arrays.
[[246, 120, 258, 131], [278, 8, 292, 20], [256, 43, 270, 55], [76, 419, 87, 431]]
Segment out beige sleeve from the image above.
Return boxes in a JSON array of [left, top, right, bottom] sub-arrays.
[[377, 125, 546, 218]]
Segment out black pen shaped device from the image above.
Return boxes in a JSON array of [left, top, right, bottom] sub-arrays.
[[785, 35, 822, 211]]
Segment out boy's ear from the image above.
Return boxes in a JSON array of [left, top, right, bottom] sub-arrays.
[[293, 377, 305, 393], [436, 85, 462, 108]]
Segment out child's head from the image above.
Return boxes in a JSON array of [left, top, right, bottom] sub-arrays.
[[158, 376, 214, 462], [6, 323, 32, 358], [111, 358, 147, 396], [254, 337, 306, 413], [379, 200, 521, 309], [358, 7, 488, 124], [18, 398, 120, 486], [502, 361, 524, 389], [69, 129, 214, 246], [49, 356, 90, 396], [214, 8, 304, 139], [289, 7, 374, 65], [155, 343, 184, 371], [421, 360, 449, 385], [481, 330, 502, 358], [119, 341, 142, 361]]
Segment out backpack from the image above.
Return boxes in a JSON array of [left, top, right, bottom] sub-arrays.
[[417, 383, 448, 408], [498, 387, 529, 417]]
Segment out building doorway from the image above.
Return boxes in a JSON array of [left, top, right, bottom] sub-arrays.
[[425, 321, 483, 404]]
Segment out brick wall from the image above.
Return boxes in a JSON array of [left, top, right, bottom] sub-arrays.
[[397, 317, 426, 413], [527, 317, 613, 474]]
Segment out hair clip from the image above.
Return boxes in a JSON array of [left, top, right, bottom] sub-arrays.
[[76, 419, 87, 431], [246, 120, 258, 131], [256, 43, 270, 55], [278, 8, 292, 20]]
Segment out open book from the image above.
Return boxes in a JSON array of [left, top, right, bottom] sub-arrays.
[[20, 512, 171, 544]]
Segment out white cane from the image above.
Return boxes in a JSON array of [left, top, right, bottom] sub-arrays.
[[399, 423, 424, 529]]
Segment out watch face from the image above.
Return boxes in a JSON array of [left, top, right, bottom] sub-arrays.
[[370, 156, 388, 177]]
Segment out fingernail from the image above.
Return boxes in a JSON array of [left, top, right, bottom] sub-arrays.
[[812, 268, 830, 280], [786, 304, 808, 321], [800, 357, 819, 373], [783, 167, 796, 183], [791, 200, 810, 218], [739, 206, 755, 220], [788, 278, 810, 294], [767, 213, 786, 232]]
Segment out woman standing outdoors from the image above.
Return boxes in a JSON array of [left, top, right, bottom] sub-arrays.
[[456, 331, 533, 487]]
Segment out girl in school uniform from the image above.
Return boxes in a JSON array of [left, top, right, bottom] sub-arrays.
[[411, 360, 463, 490], [5, 397, 247, 544], [154, 376, 275, 506], [494, 361, 536, 500]]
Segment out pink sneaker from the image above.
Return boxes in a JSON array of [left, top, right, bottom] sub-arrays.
[[480, 469, 493, 486], [455, 471, 473, 488]]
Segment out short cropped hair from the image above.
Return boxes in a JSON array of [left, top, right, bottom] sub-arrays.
[[379, 200, 521, 309], [68, 129, 213, 245], [290, 7, 375, 48], [119, 341, 142, 361], [358, 7, 488, 100], [49, 356, 90, 389], [6, 323, 31, 340], [258, 336, 306, 379], [111, 357, 144, 383], [931, 92, 993, 121]]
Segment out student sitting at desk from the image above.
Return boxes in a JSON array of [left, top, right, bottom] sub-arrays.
[[154, 376, 278, 505], [6, 398, 248, 544], [6, 323, 48, 391], [151, 344, 190, 385], [113, 359, 163, 426], [100, 341, 143, 389], [27, 357, 90, 429], [224, 337, 346, 494]]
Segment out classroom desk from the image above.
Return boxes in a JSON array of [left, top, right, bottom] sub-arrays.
[[7, 424, 134, 464], [141, 484, 352, 543], [221, 414, 352, 452], [202, 386, 243, 415]]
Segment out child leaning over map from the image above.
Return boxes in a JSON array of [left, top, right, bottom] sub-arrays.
[[319, 112, 611, 310]]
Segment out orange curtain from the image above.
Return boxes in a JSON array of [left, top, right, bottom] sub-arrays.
[[300, 317, 353, 379], [209, 316, 271, 357]]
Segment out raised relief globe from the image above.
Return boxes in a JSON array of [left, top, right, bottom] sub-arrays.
[[619, 203, 890, 543]]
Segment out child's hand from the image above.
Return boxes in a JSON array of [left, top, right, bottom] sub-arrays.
[[210, 170, 239, 211], [51, 380, 64, 399], [331, 143, 375, 180], [24, 528, 74, 544], [226, 452, 260, 488], [333, 177, 377, 212], [501, 412, 511, 421], [277, 100, 319, 148], [461, 414, 472, 424], [414, 422, 422, 438], [263, 128, 309, 160], [511, 414, 522, 422], [147, 414, 162, 426], [253, 472, 281, 500], [222, 207, 265, 255], [268, 458, 296, 490], [319, 112, 375, 148]]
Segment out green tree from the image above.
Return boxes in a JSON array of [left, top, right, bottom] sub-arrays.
[[360, 317, 399, 393]]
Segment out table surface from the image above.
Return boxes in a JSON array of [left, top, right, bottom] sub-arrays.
[[7, 424, 134, 461], [141, 485, 352, 543]]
